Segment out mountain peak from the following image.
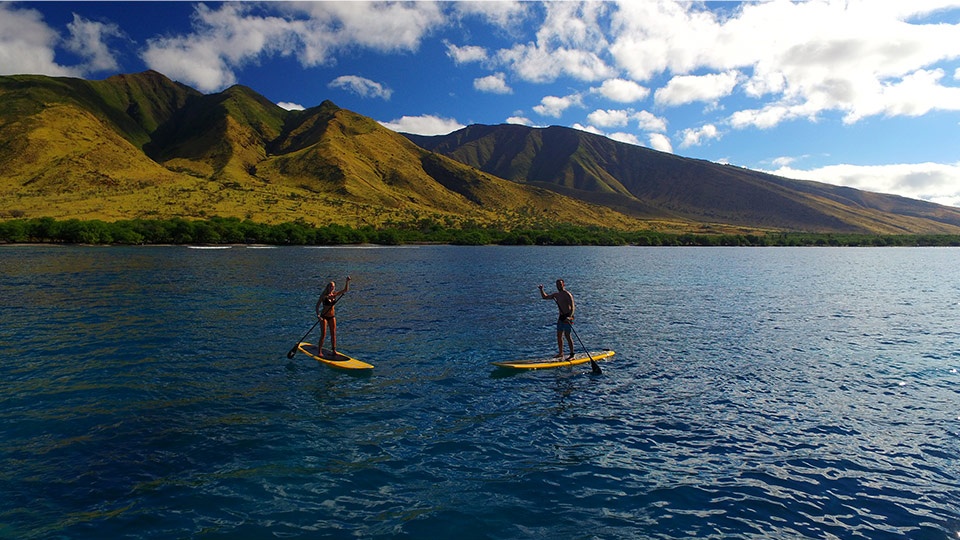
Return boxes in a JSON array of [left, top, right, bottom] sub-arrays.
[[3, 71, 960, 234]]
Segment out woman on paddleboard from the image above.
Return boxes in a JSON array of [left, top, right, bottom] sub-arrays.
[[539, 279, 576, 359], [316, 276, 350, 358]]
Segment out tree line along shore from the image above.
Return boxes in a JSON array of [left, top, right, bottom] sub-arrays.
[[2, 217, 960, 247]]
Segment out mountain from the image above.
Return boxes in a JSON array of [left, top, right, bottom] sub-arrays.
[[0, 71, 640, 231], [406, 124, 960, 234], [3, 70, 960, 235]]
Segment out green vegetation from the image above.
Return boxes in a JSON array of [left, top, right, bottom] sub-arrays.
[[4, 217, 960, 247]]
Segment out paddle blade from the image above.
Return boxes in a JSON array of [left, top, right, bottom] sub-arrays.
[[287, 347, 297, 359], [590, 360, 602, 374]]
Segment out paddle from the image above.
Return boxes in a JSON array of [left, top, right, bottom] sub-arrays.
[[570, 323, 602, 375], [549, 294, 602, 375], [287, 319, 320, 359]]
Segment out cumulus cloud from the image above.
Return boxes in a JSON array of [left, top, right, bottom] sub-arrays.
[[635, 110, 667, 133], [290, 1, 445, 61], [379, 114, 465, 136], [0, 4, 81, 77], [768, 162, 960, 206], [474, 73, 512, 94], [609, 1, 960, 129], [680, 124, 721, 148], [655, 71, 740, 107], [593, 78, 650, 103], [329, 75, 392, 100], [609, 132, 642, 146], [493, 1, 615, 83], [498, 42, 613, 84], [277, 101, 305, 111], [571, 123, 604, 136], [587, 108, 632, 128], [584, 108, 667, 132], [506, 115, 533, 126], [141, 2, 445, 93], [454, 1, 529, 31], [446, 42, 487, 64], [648, 133, 674, 154], [533, 93, 583, 118], [65, 14, 123, 72]]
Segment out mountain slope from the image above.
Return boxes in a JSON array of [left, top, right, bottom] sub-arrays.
[[406, 124, 960, 234], [0, 72, 644, 230]]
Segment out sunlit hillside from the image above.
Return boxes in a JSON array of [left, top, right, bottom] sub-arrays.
[[407, 124, 960, 234], [0, 71, 661, 231], [4, 70, 960, 235]]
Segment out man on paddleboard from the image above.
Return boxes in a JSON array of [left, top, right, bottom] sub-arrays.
[[539, 279, 576, 359]]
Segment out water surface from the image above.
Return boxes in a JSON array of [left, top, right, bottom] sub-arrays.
[[1, 245, 958, 538]]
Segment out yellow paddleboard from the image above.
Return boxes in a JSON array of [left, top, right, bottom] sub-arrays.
[[492, 350, 614, 370], [298, 342, 374, 370]]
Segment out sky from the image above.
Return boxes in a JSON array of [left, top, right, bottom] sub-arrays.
[[2, 1, 960, 207]]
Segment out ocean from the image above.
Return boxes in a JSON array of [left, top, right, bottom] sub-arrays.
[[2, 245, 958, 539]]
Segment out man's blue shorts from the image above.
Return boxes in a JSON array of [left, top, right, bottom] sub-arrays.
[[557, 319, 573, 332]]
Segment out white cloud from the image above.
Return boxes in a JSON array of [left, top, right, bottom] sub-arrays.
[[329, 75, 392, 100], [454, 1, 529, 31], [142, 34, 238, 92], [728, 105, 797, 130], [506, 116, 533, 126], [593, 78, 650, 103], [771, 156, 796, 168], [635, 110, 667, 133], [843, 68, 960, 123], [379, 114, 465, 136], [141, 2, 446, 93], [446, 42, 487, 64], [587, 108, 631, 128], [499, 43, 614, 84], [768, 162, 960, 206], [655, 71, 740, 107], [680, 124, 721, 148], [609, 132, 642, 146], [0, 4, 79, 77], [474, 73, 512, 94], [648, 133, 674, 154], [277, 101, 305, 111], [494, 1, 615, 83], [292, 1, 445, 59], [142, 3, 283, 92], [65, 14, 123, 72], [571, 123, 604, 136], [533, 93, 582, 118], [608, 1, 960, 129]]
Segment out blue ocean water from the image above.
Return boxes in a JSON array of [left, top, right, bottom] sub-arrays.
[[1, 245, 958, 539]]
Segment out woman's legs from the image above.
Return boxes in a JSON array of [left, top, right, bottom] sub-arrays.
[[328, 317, 338, 355], [319, 318, 328, 352]]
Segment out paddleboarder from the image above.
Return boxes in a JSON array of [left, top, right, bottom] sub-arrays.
[[539, 279, 576, 359], [316, 276, 350, 358]]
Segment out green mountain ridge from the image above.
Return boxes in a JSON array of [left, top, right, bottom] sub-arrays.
[[0, 71, 641, 231], [2, 70, 959, 235], [406, 124, 960, 234]]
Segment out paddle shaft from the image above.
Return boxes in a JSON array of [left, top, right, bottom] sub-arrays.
[[569, 324, 601, 374], [287, 319, 320, 359]]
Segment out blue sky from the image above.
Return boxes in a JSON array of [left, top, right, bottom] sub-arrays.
[[3, 1, 960, 206]]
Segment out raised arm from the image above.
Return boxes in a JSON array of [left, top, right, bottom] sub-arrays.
[[341, 276, 351, 295], [538, 284, 553, 300]]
